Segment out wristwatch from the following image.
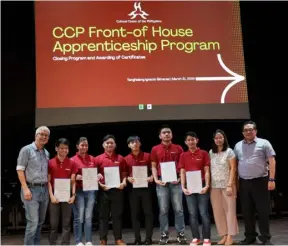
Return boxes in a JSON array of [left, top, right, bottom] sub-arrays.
[[268, 178, 275, 182], [72, 193, 76, 197]]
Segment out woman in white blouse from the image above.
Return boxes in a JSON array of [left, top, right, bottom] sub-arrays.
[[209, 129, 238, 245]]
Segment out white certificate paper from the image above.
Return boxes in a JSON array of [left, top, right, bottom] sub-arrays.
[[82, 168, 98, 191], [54, 178, 70, 202], [104, 166, 121, 188], [186, 170, 202, 193], [160, 161, 177, 183], [132, 166, 148, 188]]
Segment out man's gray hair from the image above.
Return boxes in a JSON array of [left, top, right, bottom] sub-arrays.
[[35, 126, 50, 136]]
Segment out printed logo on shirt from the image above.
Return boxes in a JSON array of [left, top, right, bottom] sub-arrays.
[[140, 160, 146, 163], [65, 169, 71, 171], [114, 161, 120, 164]]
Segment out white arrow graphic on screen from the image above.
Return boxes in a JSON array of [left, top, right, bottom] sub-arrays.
[[195, 54, 245, 104]]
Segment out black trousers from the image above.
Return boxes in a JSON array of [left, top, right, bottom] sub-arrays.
[[99, 189, 124, 241], [239, 177, 271, 243], [129, 188, 154, 241], [49, 202, 72, 245]]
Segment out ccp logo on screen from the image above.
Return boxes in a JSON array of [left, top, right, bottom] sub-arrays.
[[52, 27, 85, 39], [128, 2, 149, 20]]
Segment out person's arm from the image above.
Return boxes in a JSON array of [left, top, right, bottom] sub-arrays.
[[171, 145, 184, 184], [68, 173, 76, 204], [264, 140, 276, 190], [147, 154, 153, 182], [227, 150, 237, 186], [48, 173, 58, 203], [151, 148, 165, 186], [119, 157, 128, 190], [200, 151, 210, 194], [16, 147, 32, 200]]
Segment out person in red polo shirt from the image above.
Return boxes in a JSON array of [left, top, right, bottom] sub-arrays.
[[179, 132, 211, 246], [48, 138, 77, 245], [71, 137, 102, 246], [151, 125, 187, 245], [125, 136, 154, 245], [95, 134, 128, 246]]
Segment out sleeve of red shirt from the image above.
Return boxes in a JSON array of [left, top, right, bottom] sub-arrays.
[[150, 147, 157, 162], [203, 150, 211, 166], [147, 153, 152, 169], [178, 152, 185, 170], [178, 145, 184, 154], [93, 156, 99, 168], [71, 160, 78, 174], [120, 156, 128, 174], [48, 160, 53, 174]]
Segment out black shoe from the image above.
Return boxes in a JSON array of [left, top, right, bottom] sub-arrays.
[[238, 238, 257, 245], [177, 232, 187, 245], [133, 240, 142, 245], [145, 239, 153, 245], [159, 232, 169, 245], [261, 240, 273, 245]]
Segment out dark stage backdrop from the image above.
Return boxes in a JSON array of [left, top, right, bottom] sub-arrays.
[[2, 1, 287, 230]]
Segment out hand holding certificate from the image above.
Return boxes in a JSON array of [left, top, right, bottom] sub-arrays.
[[54, 178, 70, 202], [82, 168, 99, 191], [132, 166, 148, 188], [160, 161, 177, 183], [186, 170, 202, 194]]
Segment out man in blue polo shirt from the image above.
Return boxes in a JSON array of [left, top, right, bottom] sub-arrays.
[[234, 121, 276, 245]]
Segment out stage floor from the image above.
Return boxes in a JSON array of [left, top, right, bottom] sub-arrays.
[[2, 218, 288, 245]]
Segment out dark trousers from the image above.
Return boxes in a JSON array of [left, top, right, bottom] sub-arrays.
[[49, 202, 72, 245], [239, 177, 271, 243], [99, 189, 124, 241], [129, 188, 154, 241]]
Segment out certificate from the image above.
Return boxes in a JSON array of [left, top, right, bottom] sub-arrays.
[[54, 178, 70, 202], [160, 161, 177, 183], [104, 166, 121, 188], [82, 168, 98, 191], [186, 170, 202, 193], [132, 166, 148, 188]]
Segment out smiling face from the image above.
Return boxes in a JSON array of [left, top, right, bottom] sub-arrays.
[[243, 123, 257, 142], [128, 140, 141, 152], [103, 138, 116, 153], [35, 129, 49, 146], [185, 135, 198, 149], [214, 132, 225, 147], [56, 143, 69, 158], [77, 140, 88, 155]]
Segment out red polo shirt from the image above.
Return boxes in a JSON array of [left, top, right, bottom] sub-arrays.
[[125, 152, 151, 177], [48, 157, 77, 188], [94, 152, 127, 185], [178, 148, 210, 179], [71, 153, 96, 188], [150, 143, 183, 176]]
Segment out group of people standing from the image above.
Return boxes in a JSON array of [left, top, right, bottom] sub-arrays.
[[16, 121, 276, 246]]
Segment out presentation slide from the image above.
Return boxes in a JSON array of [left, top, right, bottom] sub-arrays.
[[35, 1, 249, 126]]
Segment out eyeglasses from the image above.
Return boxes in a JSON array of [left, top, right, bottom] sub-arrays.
[[38, 133, 49, 137]]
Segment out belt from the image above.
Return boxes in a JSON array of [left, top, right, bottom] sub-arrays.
[[27, 182, 48, 187]]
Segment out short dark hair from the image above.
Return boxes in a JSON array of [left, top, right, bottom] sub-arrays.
[[243, 120, 257, 130], [76, 137, 88, 145], [103, 134, 116, 143], [55, 138, 70, 148], [127, 136, 140, 144], [211, 129, 229, 153], [159, 124, 172, 134], [185, 131, 198, 140]]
